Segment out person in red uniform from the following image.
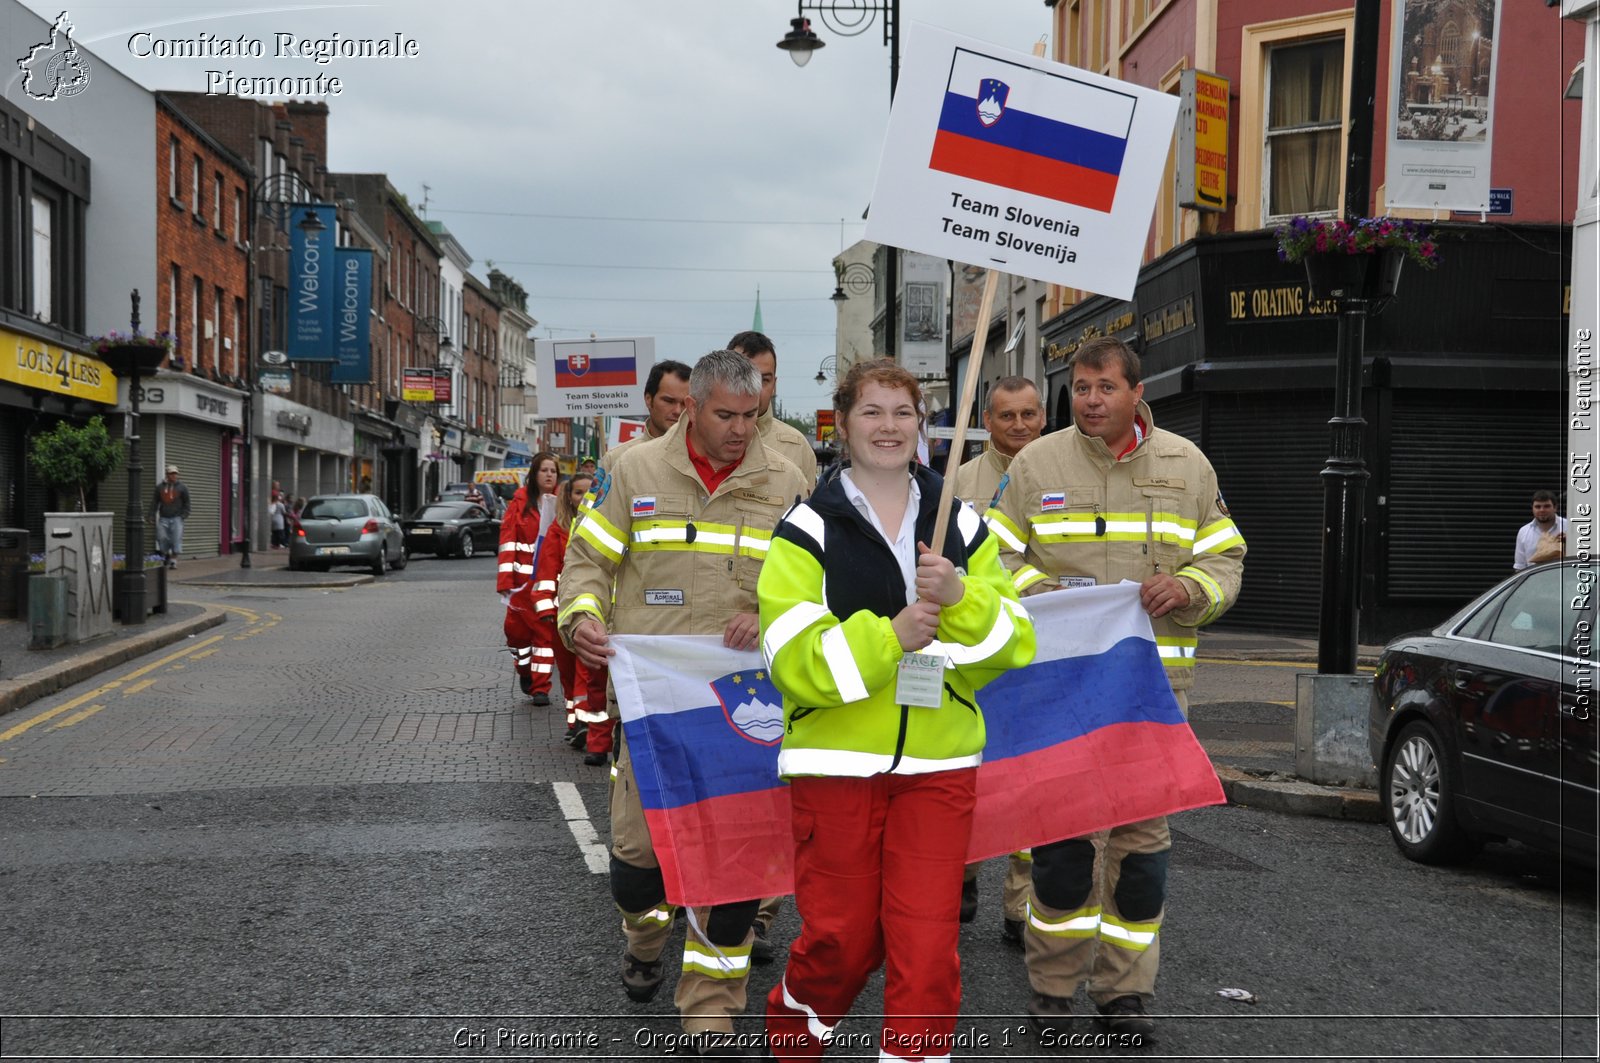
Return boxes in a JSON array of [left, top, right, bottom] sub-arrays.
[[530, 472, 596, 750], [500, 452, 560, 700]]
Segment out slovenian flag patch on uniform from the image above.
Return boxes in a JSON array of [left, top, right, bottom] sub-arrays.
[[632, 497, 656, 518], [1041, 492, 1066, 511]]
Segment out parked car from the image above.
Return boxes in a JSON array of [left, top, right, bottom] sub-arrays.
[[1368, 560, 1596, 867], [289, 494, 407, 575], [401, 501, 500, 559], [442, 481, 502, 518]]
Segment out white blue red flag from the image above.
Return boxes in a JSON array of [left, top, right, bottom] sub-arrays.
[[556, 348, 637, 388], [930, 47, 1136, 214], [610, 583, 1223, 908]]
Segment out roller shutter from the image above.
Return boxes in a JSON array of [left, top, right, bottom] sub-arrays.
[[1384, 392, 1564, 600], [1152, 395, 1203, 447], [1203, 391, 1330, 635], [160, 417, 223, 559]]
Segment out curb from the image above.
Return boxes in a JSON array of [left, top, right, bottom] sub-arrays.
[[1214, 764, 1383, 823], [1199, 650, 1383, 667], [177, 576, 374, 590], [0, 606, 228, 718]]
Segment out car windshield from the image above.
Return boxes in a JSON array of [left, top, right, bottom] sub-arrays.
[[414, 505, 467, 520], [302, 498, 367, 520]]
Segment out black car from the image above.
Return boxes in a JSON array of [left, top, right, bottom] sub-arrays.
[[401, 501, 499, 559], [1368, 560, 1596, 867]]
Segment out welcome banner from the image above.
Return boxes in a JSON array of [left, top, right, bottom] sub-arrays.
[[287, 203, 338, 362], [330, 247, 373, 384]]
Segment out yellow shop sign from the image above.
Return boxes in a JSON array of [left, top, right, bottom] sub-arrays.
[[1, 327, 117, 404]]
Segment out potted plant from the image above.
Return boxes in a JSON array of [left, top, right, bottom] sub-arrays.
[[28, 415, 123, 512], [110, 553, 168, 619], [89, 330, 178, 375], [1275, 215, 1440, 301]]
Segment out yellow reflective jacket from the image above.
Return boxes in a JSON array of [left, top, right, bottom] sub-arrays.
[[758, 465, 1036, 777], [987, 401, 1245, 690], [557, 420, 809, 641]]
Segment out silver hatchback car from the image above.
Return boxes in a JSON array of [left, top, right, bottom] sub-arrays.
[[288, 494, 408, 575]]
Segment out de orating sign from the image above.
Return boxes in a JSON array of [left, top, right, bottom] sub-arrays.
[[287, 203, 338, 361], [330, 247, 372, 384], [534, 336, 652, 417], [864, 23, 1180, 300], [1385, 0, 1502, 211]]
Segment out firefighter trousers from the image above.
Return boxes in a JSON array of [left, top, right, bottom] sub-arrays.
[[962, 851, 1032, 921]]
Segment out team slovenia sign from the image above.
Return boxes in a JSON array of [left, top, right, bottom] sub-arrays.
[[864, 24, 1179, 299]]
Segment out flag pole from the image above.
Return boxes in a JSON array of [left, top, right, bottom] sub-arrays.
[[929, 266, 1002, 554]]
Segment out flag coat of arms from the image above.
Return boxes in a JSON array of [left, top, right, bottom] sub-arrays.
[[610, 584, 1224, 908], [929, 46, 1136, 214], [556, 348, 637, 388]]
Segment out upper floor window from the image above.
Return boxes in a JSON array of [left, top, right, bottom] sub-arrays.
[[191, 155, 203, 215], [1264, 38, 1344, 221], [30, 193, 52, 321]]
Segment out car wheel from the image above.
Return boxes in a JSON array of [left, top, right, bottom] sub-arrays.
[[371, 545, 388, 577], [394, 541, 409, 570], [459, 534, 476, 560], [1384, 719, 1480, 865]]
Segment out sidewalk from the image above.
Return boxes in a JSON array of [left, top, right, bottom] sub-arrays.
[[0, 552, 1383, 823]]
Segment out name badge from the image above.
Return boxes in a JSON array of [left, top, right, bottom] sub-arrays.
[[644, 589, 684, 606], [895, 652, 946, 708], [1063, 577, 1097, 589]]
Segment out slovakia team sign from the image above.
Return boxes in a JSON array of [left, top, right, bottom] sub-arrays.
[[866, 24, 1180, 299], [534, 336, 653, 418]]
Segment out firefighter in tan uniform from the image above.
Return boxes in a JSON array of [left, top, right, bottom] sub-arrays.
[[558, 350, 808, 1057], [729, 330, 819, 489], [951, 376, 1048, 944], [987, 338, 1245, 1039]]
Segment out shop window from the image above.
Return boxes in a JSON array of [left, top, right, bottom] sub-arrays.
[[1264, 38, 1344, 221], [30, 193, 52, 321]]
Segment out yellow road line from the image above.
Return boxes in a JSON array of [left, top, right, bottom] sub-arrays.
[[122, 679, 156, 696], [0, 634, 223, 744], [174, 599, 259, 624], [50, 704, 105, 730], [190, 648, 218, 660]]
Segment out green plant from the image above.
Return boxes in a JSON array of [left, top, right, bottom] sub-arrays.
[[28, 415, 124, 511], [1275, 216, 1440, 269]]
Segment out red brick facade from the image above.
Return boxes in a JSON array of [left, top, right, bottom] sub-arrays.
[[462, 275, 501, 434]]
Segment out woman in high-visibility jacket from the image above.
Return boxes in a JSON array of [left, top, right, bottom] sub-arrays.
[[527, 472, 590, 732], [757, 359, 1035, 1061], [499, 452, 560, 701]]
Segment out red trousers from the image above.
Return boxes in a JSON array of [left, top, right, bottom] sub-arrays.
[[572, 660, 616, 754], [765, 768, 976, 1061], [523, 617, 559, 696]]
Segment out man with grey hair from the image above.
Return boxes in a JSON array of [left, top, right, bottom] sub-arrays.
[[558, 349, 809, 1057]]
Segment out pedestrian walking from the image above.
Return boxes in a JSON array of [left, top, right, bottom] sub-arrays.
[[499, 452, 560, 703], [1513, 489, 1568, 569], [988, 336, 1246, 1039], [951, 375, 1048, 941], [557, 350, 808, 1056], [757, 359, 1036, 1061], [269, 492, 287, 549], [151, 465, 191, 567]]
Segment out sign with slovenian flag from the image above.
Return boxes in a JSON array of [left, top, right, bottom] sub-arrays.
[[534, 336, 652, 418], [864, 24, 1179, 299], [610, 583, 1224, 908]]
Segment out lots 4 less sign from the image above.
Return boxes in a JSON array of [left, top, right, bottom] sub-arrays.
[[1, 327, 118, 404]]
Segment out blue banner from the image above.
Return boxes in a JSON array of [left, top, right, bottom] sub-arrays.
[[287, 203, 338, 361], [330, 247, 373, 384]]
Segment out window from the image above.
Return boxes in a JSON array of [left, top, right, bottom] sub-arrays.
[[213, 285, 223, 368], [191, 155, 202, 215], [1264, 38, 1344, 220], [169, 264, 180, 337], [212, 173, 222, 230], [30, 193, 52, 321], [233, 296, 244, 375], [168, 137, 179, 200], [192, 277, 202, 367], [234, 189, 243, 243], [1487, 568, 1567, 655]]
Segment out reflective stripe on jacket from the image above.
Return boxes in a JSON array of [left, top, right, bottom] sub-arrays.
[[987, 401, 1244, 691], [758, 464, 1036, 778]]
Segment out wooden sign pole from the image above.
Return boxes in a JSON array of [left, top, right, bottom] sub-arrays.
[[929, 266, 1002, 553]]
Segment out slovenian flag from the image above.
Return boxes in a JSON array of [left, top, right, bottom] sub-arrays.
[[556, 349, 637, 388], [929, 46, 1136, 214], [610, 583, 1223, 908]]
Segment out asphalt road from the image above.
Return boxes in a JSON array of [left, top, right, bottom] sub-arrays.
[[1, 556, 1594, 1061]]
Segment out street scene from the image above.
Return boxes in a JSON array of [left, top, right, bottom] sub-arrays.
[[2, 0, 1597, 1060], [0, 556, 1594, 1060]]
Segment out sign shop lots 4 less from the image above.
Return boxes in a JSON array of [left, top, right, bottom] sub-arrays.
[[2, 328, 117, 403]]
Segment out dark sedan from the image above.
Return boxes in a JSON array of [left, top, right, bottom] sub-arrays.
[[401, 501, 499, 559], [1368, 560, 1596, 867]]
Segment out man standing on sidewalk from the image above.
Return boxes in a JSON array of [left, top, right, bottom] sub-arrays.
[[988, 337, 1245, 1040], [152, 465, 191, 569]]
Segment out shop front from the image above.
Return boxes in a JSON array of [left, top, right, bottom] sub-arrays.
[[1037, 226, 1569, 641], [254, 393, 355, 531]]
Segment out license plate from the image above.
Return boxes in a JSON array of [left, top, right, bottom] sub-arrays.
[[319, 546, 350, 555], [413, 528, 433, 535]]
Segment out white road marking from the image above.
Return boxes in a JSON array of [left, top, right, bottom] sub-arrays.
[[553, 781, 609, 874]]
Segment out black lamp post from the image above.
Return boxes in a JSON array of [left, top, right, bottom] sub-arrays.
[[101, 291, 167, 625], [241, 174, 323, 569], [778, 0, 900, 360]]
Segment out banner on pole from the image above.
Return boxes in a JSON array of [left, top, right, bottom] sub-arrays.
[[330, 248, 372, 384], [1385, 0, 1501, 212], [864, 24, 1180, 300], [287, 203, 338, 361]]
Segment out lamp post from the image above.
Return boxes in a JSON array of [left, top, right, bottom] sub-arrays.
[[813, 355, 837, 386], [778, 0, 900, 361], [100, 291, 166, 625], [241, 174, 323, 569], [415, 315, 452, 498]]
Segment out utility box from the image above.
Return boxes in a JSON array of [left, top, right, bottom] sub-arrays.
[[28, 574, 68, 649], [43, 512, 114, 644], [0, 527, 28, 619], [1295, 673, 1378, 788]]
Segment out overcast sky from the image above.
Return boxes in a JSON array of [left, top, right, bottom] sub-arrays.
[[18, 0, 1053, 417]]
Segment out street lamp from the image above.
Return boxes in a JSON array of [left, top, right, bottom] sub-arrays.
[[99, 291, 165, 625], [814, 355, 837, 386], [778, 0, 901, 360], [830, 260, 875, 302]]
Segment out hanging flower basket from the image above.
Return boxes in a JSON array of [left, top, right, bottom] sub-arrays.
[[1275, 216, 1438, 302], [89, 331, 177, 375]]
